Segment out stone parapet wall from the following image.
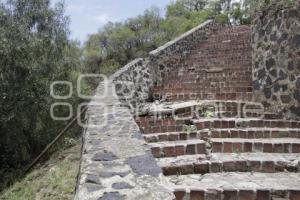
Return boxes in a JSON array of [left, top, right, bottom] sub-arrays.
[[74, 79, 173, 199], [252, 1, 300, 119]]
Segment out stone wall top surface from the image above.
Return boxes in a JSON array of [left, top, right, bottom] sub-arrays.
[[149, 19, 213, 57], [75, 80, 174, 200]]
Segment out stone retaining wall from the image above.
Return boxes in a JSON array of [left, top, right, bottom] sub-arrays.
[[74, 81, 173, 200], [252, 1, 300, 119]]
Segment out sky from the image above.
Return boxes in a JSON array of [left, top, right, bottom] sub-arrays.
[[52, 0, 173, 43]]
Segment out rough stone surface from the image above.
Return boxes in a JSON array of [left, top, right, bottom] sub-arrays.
[[252, 1, 300, 120], [74, 82, 174, 199]]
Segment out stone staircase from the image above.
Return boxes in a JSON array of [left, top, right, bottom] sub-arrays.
[[135, 25, 300, 200], [135, 101, 300, 199]]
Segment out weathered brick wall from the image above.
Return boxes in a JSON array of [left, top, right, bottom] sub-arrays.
[[149, 20, 218, 85], [151, 24, 253, 102], [252, 1, 300, 119]]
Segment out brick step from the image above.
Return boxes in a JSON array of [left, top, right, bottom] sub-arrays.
[[137, 102, 281, 120], [188, 56, 251, 63], [211, 138, 300, 153], [158, 153, 300, 175], [159, 74, 253, 81], [137, 117, 300, 134], [160, 82, 253, 88], [169, 173, 300, 200], [157, 92, 254, 101], [161, 72, 253, 79], [154, 87, 253, 93], [159, 76, 253, 83], [144, 128, 300, 143], [214, 111, 282, 119], [149, 139, 207, 158], [140, 100, 270, 113], [194, 118, 300, 129], [138, 117, 300, 134]]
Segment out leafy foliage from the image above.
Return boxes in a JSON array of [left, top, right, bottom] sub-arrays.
[[0, 0, 83, 187]]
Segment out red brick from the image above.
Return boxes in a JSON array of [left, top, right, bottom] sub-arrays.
[[290, 190, 300, 200], [249, 161, 261, 172], [163, 146, 176, 157], [212, 130, 220, 138], [210, 162, 222, 173], [256, 190, 270, 200], [190, 132, 197, 138], [206, 189, 222, 200], [274, 143, 284, 153], [168, 134, 179, 141], [284, 143, 292, 153], [179, 133, 188, 140], [221, 120, 229, 128], [175, 146, 185, 156], [239, 131, 248, 138], [262, 161, 275, 173], [239, 190, 255, 200], [151, 147, 161, 158], [158, 134, 168, 141], [236, 161, 248, 172], [292, 143, 300, 153], [224, 142, 233, 153], [228, 121, 236, 128], [214, 120, 222, 128], [196, 122, 205, 129], [174, 189, 186, 200], [247, 131, 255, 138], [221, 130, 231, 138], [253, 143, 263, 152], [223, 161, 236, 172], [212, 142, 223, 153], [231, 130, 239, 138], [232, 142, 243, 153], [223, 189, 238, 200], [197, 143, 206, 154], [186, 144, 196, 154], [263, 143, 273, 153], [180, 164, 194, 174], [244, 142, 253, 152], [167, 126, 176, 132], [194, 162, 209, 174], [271, 131, 279, 138], [190, 190, 205, 200], [163, 166, 180, 175]]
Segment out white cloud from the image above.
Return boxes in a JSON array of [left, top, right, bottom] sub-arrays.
[[94, 13, 110, 24]]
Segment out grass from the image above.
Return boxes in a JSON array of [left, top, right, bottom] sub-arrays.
[[0, 142, 81, 200]]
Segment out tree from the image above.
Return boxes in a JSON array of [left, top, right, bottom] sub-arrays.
[[0, 0, 81, 174]]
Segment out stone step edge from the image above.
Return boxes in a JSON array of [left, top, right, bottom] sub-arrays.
[[173, 188, 300, 200], [157, 154, 300, 175], [149, 139, 207, 158], [143, 128, 300, 142], [211, 138, 300, 153]]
